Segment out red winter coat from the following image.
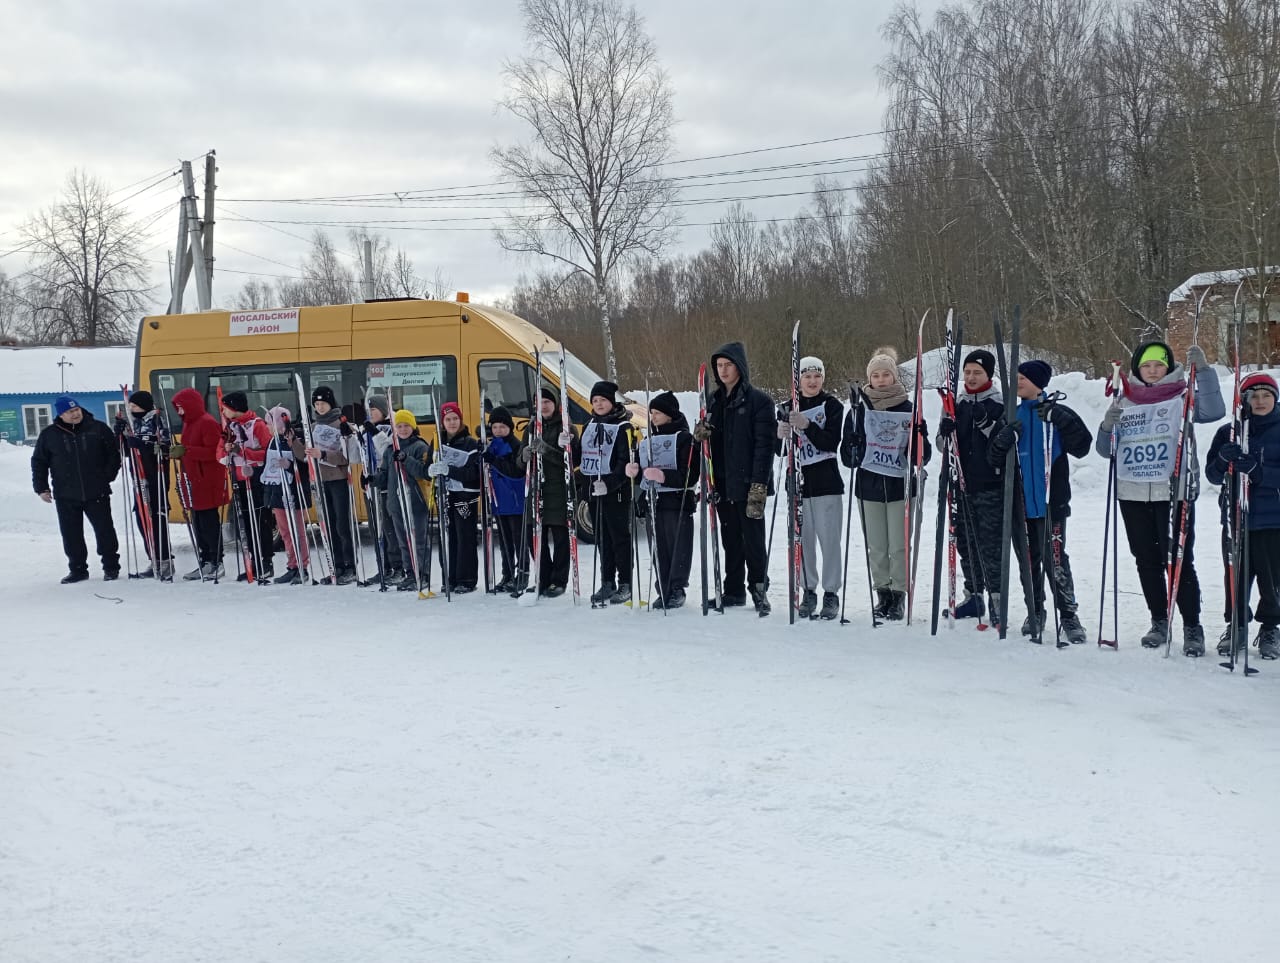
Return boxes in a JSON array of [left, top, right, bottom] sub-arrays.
[[172, 388, 230, 510]]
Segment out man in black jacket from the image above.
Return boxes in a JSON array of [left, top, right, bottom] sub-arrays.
[[694, 342, 776, 615], [31, 396, 122, 583]]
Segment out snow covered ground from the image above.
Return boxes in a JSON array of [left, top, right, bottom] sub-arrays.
[[5, 367, 1280, 962]]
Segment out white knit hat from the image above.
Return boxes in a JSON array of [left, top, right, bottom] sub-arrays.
[[799, 356, 824, 375]]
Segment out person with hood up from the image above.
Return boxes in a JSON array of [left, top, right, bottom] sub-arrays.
[[692, 342, 777, 615], [113, 389, 174, 579], [518, 386, 581, 597], [1096, 341, 1223, 654], [378, 409, 434, 592], [217, 390, 275, 581], [775, 356, 846, 620], [361, 395, 404, 583], [304, 385, 357, 585], [429, 400, 482, 593], [482, 405, 527, 593], [1205, 372, 1280, 660], [581, 380, 636, 606], [169, 387, 230, 579], [260, 406, 312, 585], [841, 347, 931, 621], [988, 360, 1093, 643], [31, 395, 122, 583], [628, 391, 698, 608], [936, 349, 1006, 622]]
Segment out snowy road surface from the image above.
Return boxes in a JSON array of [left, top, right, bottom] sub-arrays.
[[4, 365, 1280, 963]]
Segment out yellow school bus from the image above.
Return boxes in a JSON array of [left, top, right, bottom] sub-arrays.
[[134, 295, 604, 517]]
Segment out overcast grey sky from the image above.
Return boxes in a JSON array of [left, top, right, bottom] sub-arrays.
[[0, 0, 934, 307]]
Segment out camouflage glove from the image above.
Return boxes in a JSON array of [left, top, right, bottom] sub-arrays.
[[692, 420, 712, 442], [169, 442, 186, 459], [746, 482, 768, 520]]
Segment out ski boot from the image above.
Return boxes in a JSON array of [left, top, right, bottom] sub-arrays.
[[953, 593, 985, 620], [819, 592, 840, 621], [1021, 610, 1046, 639], [1182, 624, 1205, 658], [987, 593, 1002, 631], [1139, 618, 1169, 649], [797, 589, 818, 619], [872, 589, 893, 621], [664, 588, 687, 609], [722, 590, 748, 607], [749, 583, 771, 617], [591, 581, 617, 607], [1059, 611, 1088, 645], [1257, 624, 1280, 660], [884, 591, 906, 621], [609, 583, 633, 605]]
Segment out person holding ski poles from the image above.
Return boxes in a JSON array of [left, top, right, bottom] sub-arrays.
[[114, 390, 175, 580], [627, 391, 698, 608], [261, 406, 311, 585], [483, 406, 527, 593], [218, 391, 275, 581], [581, 380, 636, 606], [841, 347, 930, 622], [936, 350, 1005, 623], [361, 396, 404, 584], [431, 401, 482, 594], [693, 342, 776, 616], [1096, 342, 1223, 654], [379, 410, 434, 592], [1205, 372, 1280, 661], [305, 385, 357, 585], [775, 356, 845, 620], [518, 386, 580, 598], [988, 361, 1092, 643], [170, 388, 229, 580]]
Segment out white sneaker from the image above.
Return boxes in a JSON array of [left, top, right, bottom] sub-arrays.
[[200, 561, 225, 579], [156, 559, 175, 580], [182, 565, 204, 581]]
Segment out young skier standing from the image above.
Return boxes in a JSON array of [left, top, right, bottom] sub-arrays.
[[841, 347, 931, 621], [627, 391, 698, 608], [305, 385, 357, 585], [170, 388, 229, 579], [581, 380, 635, 606], [1205, 372, 1280, 660], [483, 406, 527, 593], [362, 396, 404, 583], [1096, 342, 1223, 654], [113, 390, 175, 579], [261, 406, 311, 585], [379, 410, 434, 592], [936, 350, 1005, 622], [988, 361, 1092, 643], [519, 386, 581, 598], [776, 357, 845, 620], [431, 401, 482, 594], [217, 391, 275, 581]]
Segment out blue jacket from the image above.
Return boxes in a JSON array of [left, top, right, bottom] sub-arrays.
[[484, 435, 526, 516], [988, 395, 1092, 519], [1206, 407, 1280, 531]]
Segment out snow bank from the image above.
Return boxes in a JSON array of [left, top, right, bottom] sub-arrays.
[[0, 440, 51, 535], [0, 346, 135, 394]]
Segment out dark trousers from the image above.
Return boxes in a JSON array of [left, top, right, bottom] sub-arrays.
[[56, 496, 120, 576], [718, 498, 768, 594], [232, 479, 274, 574], [495, 514, 524, 582], [1023, 515, 1078, 616], [191, 508, 223, 566], [655, 507, 695, 596], [132, 469, 173, 563], [1120, 499, 1200, 624], [592, 489, 633, 585], [955, 488, 1003, 595], [321, 478, 355, 572], [537, 523, 570, 588], [1231, 528, 1280, 628], [446, 495, 479, 589], [367, 487, 402, 573]]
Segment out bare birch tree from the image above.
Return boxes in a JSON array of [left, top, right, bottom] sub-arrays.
[[492, 0, 679, 380]]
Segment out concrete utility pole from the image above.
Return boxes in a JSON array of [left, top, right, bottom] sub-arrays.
[[181, 161, 211, 311], [57, 355, 72, 392], [166, 151, 215, 313], [168, 202, 188, 314], [202, 152, 216, 299], [361, 238, 375, 302]]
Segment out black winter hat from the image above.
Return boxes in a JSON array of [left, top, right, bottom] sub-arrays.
[[963, 349, 996, 379], [221, 390, 250, 413], [1018, 360, 1053, 390], [590, 380, 619, 402], [312, 385, 337, 407], [367, 395, 390, 419], [649, 391, 681, 420], [128, 390, 154, 412], [539, 386, 557, 405], [488, 406, 515, 431]]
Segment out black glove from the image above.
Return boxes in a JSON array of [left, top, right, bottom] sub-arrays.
[[340, 420, 353, 437], [363, 420, 375, 435], [1220, 443, 1260, 475], [1037, 400, 1061, 424], [394, 449, 408, 464], [113, 412, 127, 438], [938, 415, 956, 437]]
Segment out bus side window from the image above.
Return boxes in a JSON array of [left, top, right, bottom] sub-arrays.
[[478, 359, 535, 422]]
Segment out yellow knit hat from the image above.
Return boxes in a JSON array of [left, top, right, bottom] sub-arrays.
[[394, 409, 417, 428]]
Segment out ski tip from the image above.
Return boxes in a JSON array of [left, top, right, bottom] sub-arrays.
[[1245, 666, 1260, 676], [1218, 661, 1235, 671]]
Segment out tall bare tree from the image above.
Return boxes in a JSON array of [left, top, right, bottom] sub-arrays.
[[20, 171, 152, 345], [0, 267, 26, 342], [492, 0, 679, 380]]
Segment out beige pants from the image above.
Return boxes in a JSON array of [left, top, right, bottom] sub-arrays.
[[859, 498, 906, 591]]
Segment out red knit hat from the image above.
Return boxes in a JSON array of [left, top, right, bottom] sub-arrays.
[[1241, 373, 1279, 398], [440, 401, 463, 422]]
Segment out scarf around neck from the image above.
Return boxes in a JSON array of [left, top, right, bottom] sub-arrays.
[[864, 382, 909, 411]]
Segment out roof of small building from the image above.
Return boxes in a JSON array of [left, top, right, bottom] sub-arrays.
[[1168, 267, 1280, 305], [0, 346, 135, 396]]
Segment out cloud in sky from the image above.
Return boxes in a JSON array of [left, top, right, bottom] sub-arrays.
[[0, 0, 930, 308]]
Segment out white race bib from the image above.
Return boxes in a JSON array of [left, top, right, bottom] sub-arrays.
[[262, 447, 293, 485], [638, 434, 680, 493], [1115, 401, 1180, 483], [861, 408, 913, 478], [581, 422, 624, 477], [795, 403, 837, 467], [438, 444, 478, 493]]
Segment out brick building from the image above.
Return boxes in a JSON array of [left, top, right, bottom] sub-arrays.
[[1167, 267, 1280, 365]]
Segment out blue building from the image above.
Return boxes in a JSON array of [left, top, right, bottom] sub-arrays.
[[0, 347, 136, 444]]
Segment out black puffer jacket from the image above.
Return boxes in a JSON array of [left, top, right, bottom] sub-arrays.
[[582, 403, 635, 497], [951, 382, 1004, 494], [520, 411, 582, 526], [707, 342, 776, 503], [439, 425, 482, 496], [645, 411, 698, 513], [775, 390, 846, 498], [31, 410, 121, 503]]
